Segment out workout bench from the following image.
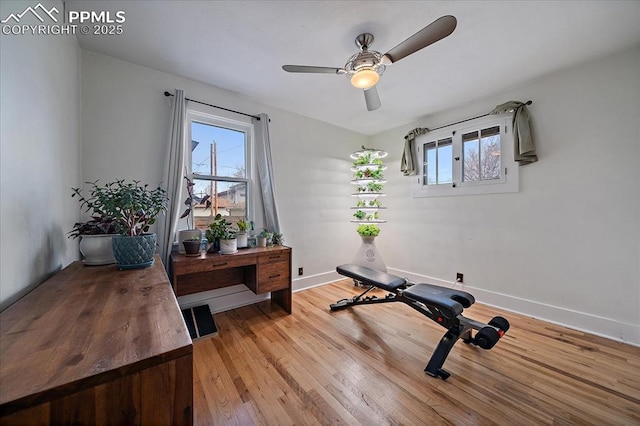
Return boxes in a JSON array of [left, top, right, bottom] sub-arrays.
[[331, 264, 509, 380]]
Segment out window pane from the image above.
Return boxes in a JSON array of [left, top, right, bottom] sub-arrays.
[[192, 179, 247, 230], [424, 142, 436, 185], [480, 126, 501, 180], [191, 122, 246, 178], [463, 127, 501, 182], [463, 130, 480, 182], [437, 138, 452, 184]]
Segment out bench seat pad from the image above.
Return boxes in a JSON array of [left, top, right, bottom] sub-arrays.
[[403, 284, 475, 318], [336, 264, 406, 292]]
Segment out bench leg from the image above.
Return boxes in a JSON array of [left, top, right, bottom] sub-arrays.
[[424, 324, 471, 380]]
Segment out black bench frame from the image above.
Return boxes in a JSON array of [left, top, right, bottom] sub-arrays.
[[331, 264, 508, 380]]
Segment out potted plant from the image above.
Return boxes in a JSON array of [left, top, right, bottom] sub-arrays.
[[236, 217, 249, 248], [71, 180, 168, 269], [205, 213, 236, 254], [257, 229, 271, 247], [182, 237, 202, 256], [178, 175, 207, 254], [272, 231, 284, 246], [67, 215, 118, 265]]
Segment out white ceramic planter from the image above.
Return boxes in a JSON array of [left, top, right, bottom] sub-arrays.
[[219, 238, 238, 254], [236, 232, 248, 248], [79, 234, 116, 265]]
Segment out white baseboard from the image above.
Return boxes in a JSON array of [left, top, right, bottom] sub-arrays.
[[388, 267, 640, 347], [292, 270, 342, 292]]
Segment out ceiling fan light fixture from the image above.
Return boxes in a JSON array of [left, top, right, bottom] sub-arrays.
[[350, 69, 379, 89]]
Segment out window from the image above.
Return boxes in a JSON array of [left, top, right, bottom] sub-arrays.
[[187, 109, 253, 230], [413, 115, 518, 197]]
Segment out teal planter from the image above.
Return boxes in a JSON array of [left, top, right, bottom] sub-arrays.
[[112, 234, 157, 269]]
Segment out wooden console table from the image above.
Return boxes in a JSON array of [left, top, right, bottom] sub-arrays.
[[170, 245, 292, 314], [0, 256, 193, 425]]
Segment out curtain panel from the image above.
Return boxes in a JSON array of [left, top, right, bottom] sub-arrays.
[[491, 101, 537, 165], [159, 89, 186, 268], [401, 127, 430, 176], [253, 113, 281, 233]]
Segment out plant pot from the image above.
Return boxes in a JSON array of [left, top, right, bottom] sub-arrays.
[[219, 238, 237, 254], [79, 234, 116, 265], [352, 235, 386, 272], [236, 231, 248, 248], [112, 234, 157, 269], [178, 229, 202, 254], [207, 238, 220, 253], [183, 240, 201, 256], [257, 236, 267, 247]]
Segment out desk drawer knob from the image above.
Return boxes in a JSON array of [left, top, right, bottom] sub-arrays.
[[213, 262, 228, 267], [269, 274, 281, 279]]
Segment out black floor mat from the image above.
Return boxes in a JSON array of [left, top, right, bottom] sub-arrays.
[[181, 305, 217, 340]]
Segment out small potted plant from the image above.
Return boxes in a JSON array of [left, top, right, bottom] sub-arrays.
[[72, 180, 168, 269], [182, 237, 202, 256], [236, 217, 250, 248], [68, 216, 118, 265], [257, 229, 271, 247], [272, 231, 284, 246]]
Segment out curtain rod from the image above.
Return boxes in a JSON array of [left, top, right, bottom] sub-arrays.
[[415, 100, 533, 135], [164, 91, 260, 121]]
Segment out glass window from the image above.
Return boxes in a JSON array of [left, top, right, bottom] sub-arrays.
[[423, 137, 453, 185], [187, 112, 251, 230], [463, 126, 501, 182]]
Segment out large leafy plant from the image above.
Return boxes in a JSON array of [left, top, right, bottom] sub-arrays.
[[72, 180, 168, 237]]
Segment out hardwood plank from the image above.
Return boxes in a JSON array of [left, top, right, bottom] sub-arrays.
[[193, 279, 640, 425]]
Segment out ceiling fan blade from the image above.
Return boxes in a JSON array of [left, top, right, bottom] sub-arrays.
[[282, 65, 345, 74], [382, 15, 457, 65], [364, 86, 381, 111]]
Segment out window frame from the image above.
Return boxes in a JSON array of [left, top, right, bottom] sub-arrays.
[[185, 108, 255, 226], [412, 114, 518, 197]]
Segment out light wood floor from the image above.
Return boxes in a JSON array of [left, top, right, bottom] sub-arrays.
[[193, 279, 640, 425]]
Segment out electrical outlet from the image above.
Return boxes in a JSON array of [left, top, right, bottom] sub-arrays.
[[298, 267, 304, 276], [456, 273, 463, 283]]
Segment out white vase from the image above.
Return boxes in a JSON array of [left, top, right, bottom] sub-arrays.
[[352, 236, 386, 272], [178, 229, 202, 254], [79, 234, 116, 265], [220, 238, 237, 254]]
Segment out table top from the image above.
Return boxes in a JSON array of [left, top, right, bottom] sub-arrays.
[[170, 245, 291, 264], [0, 256, 192, 410]]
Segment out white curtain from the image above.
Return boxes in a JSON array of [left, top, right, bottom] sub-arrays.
[[253, 113, 281, 233], [159, 89, 186, 268]]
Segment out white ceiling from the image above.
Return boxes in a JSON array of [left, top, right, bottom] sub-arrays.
[[68, 0, 640, 135]]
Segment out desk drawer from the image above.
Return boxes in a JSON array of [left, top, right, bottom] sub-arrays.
[[257, 261, 290, 294], [258, 251, 289, 265], [174, 255, 256, 276]]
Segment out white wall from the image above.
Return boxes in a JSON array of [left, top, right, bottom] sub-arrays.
[[0, 0, 82, 310], [80, 51, 367, 311], [370, 46, 640, 344]]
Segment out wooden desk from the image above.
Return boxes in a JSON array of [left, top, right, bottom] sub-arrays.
[[0, 256, 193, 425], [170, 245, 292, 314]]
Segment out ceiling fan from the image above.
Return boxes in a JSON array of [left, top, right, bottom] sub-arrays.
[[282, 15, 457, 111]]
